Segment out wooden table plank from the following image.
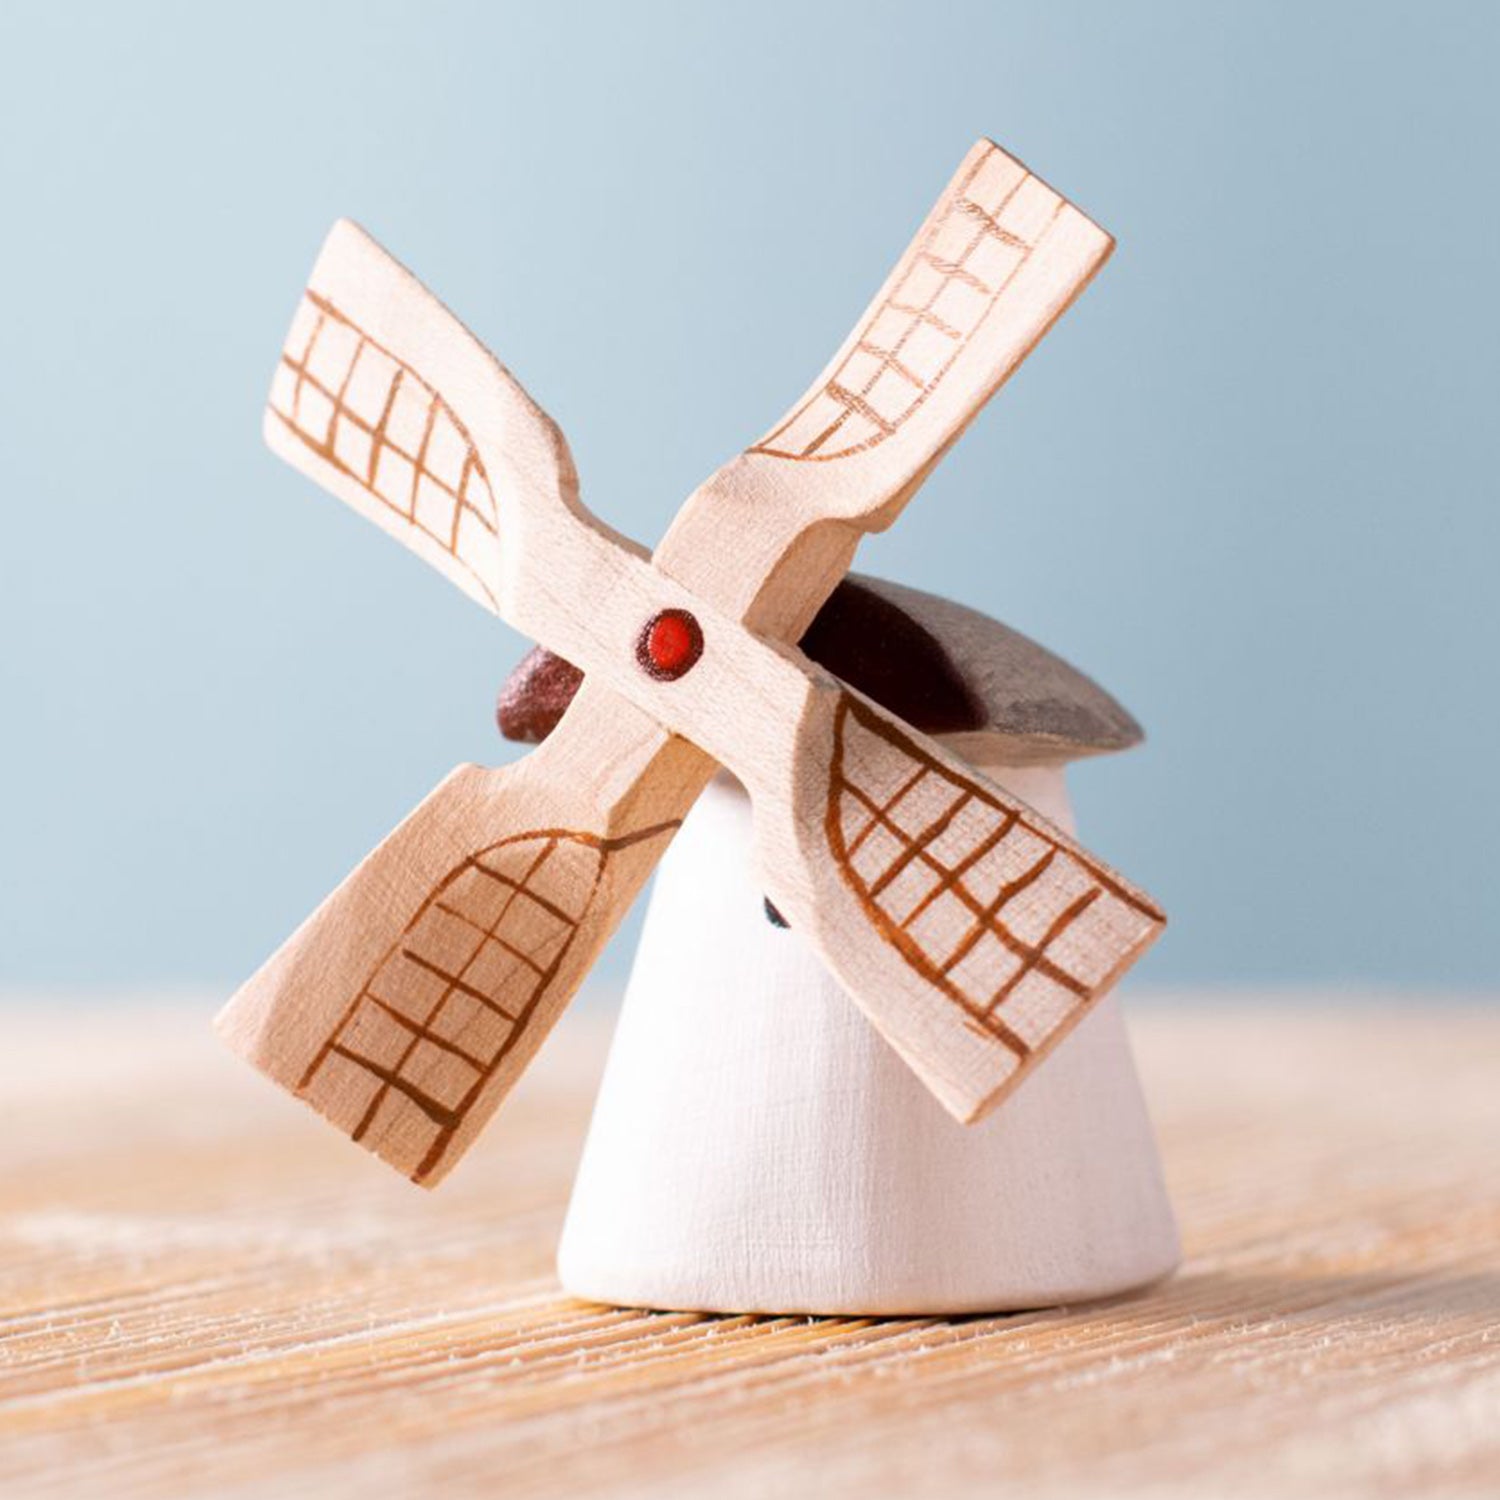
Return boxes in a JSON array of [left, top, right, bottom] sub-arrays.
[[1, 998, 1497, 1498]]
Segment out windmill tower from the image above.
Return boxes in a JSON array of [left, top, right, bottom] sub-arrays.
[[502, 578, 1178, 1313]]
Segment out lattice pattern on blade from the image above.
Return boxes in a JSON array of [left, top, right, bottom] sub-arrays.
[[268, 292, 501, 607], [826, 697, 1163, 1058], [752, 144, 1063, 462], [295, 826, 670, 1184]]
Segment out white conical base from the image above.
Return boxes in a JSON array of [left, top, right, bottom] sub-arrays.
[[558, 764, 1179, 1316]]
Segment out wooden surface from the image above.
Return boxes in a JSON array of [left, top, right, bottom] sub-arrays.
[[2, 997, 1497, 1498]]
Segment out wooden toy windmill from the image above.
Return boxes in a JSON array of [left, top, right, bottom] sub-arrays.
[[217, 140, 1166, 1203]]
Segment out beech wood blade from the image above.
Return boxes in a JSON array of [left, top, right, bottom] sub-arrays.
[[746, 685, 1164, 1125], [657, 138, 1114, 630], [746, 139, 1110, 487], [216, 685, 709, 1185], [264, 219, 583, 617]]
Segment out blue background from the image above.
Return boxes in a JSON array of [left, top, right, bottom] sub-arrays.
[[1, 1, 1495, 994]]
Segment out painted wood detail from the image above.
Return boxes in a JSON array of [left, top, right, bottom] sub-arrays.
[[751, 144, 1062, 461], [296, 822, 676, 1184], [827, 695, 1163, 1056], [268, 291, 502, 607]]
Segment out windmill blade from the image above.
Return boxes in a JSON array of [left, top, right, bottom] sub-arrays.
[[217, 684, 710, 1185], [749, 685, 1164, 1126], [745, 139, 1110, 484], [656, 139, 1113, 629], [265, 219, 582, 615]]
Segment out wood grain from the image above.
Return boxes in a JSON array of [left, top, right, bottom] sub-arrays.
[[217, 687, 709, 1187], [3, 997, 1498, 1498]]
